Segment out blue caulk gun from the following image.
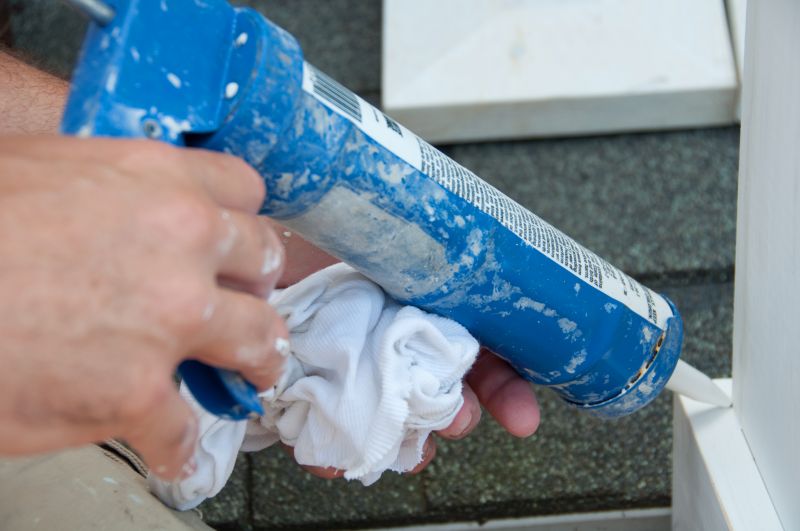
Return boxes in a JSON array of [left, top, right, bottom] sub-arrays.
[[60, 0, 730, 420]]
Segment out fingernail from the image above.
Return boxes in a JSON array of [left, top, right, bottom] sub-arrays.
[[236, 344, 263, 365], [451, 408, 473, 439], [261, 247, 283, 276], [422, 438, 434, 459]]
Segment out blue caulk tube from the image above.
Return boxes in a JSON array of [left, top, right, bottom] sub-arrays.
[[62, 0, 683, 419]]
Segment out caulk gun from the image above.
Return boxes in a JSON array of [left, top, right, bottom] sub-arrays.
[[60, 0, 730, 420]]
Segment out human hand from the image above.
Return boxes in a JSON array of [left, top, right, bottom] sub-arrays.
[[0, 136, 289, 480]]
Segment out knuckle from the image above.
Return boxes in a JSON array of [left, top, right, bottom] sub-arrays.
[[150, 277, 215, 340], [145, 193, 220, 250], [118, 364, 174, 422], [219, 154, 265, 202], [118, 139, 181, 172]]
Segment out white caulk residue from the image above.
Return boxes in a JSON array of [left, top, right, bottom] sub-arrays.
[[524, 367, 544, 380], [514, 297, 545, 313], [129, 494, 144, 505], [283, 231, 292, 238], [558, 317, 577, 334], [167, 72, 182, 89], [105, 69, 118, 91], [274, 173, 295, 197], [235, 32, 249, 47], [159, 116, 191, 139], [637, 370, 658, 396], [160, 0, 168, 11], [574, 283, 581, 294], [467, 228, 483, 255], [604, 302, 617, 313], [77, 124, 93, 138], [565, 349, 587, 374], [376, 160, 411, 184], [73, 478, 97, 497], [642, 326, 653, 342], [275, 337, 291, 357], [130, 47, 140, 62], [454, 215, 466, 228], [225, 82, 239, 99], [236, 345, 262, 365], [100, 34, 110, 50], [261, 248, 283, 275]]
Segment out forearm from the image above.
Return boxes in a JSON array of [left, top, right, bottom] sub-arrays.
[[0, 52, 68, 135]]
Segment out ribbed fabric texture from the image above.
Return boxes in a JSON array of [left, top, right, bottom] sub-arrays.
[[149, 264, 479, 510]]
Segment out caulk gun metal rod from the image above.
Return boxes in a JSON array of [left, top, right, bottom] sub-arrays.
[[665, 359, 732, 407], [60, 0, 115, 26]]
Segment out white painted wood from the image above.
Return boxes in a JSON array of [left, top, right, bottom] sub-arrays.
[[366, 508, 670, 531], [724, 0, 747, 117], [725, 0, 747, 82], [672, 380, 783, 531], [732, 1, 800, 529], [382, 0, 738, 143]]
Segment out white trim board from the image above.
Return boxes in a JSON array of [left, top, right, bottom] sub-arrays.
[[732, 0, 800, 526], [382, 0, 739, 143], [364, 508, 670, 531], [672, 380, 783, 530], [724, 0, 746, 118]]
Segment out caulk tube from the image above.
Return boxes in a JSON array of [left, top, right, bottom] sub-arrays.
[[198, 9, 684, 418], [61, 0, 682, 418]]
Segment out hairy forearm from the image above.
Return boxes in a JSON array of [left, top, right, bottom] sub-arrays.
[[0, 52, 68, 135]]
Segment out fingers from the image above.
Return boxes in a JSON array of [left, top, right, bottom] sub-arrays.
[[125, 385, 198, 481], [191, 287, 289, 391], [215, 211, 284, 297], [282, 437, 437, 479], [2, 138, 266, 215], [282, 444, 345, 479], [437, 383, 482, 440], [466, 349, 541, 438], [408, 438, 437, 474], [180, 147, 266, 214], [270, 221, 340, 289]]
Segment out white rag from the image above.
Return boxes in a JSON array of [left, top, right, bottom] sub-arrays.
[[149, 263, 479, 510]]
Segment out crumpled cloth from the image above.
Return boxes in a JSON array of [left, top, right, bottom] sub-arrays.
[[150, 264, 479, 510]]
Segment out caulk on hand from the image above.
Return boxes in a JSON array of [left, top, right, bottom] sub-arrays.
[[60, 0, 731, 419]]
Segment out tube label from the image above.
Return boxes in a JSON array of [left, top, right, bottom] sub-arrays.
[[302, 63, 671, 330]]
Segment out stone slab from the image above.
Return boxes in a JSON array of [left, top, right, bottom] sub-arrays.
[[383, 0, 738, 142]]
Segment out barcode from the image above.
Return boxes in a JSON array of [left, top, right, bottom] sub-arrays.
[[383, 113, 403, 136], [309, 66, 362, 123]]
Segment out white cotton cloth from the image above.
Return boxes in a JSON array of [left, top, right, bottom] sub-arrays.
[[149, 263, 479, 510]]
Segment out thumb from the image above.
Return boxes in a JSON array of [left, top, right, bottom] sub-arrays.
[[125, 387, 198, 481]]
